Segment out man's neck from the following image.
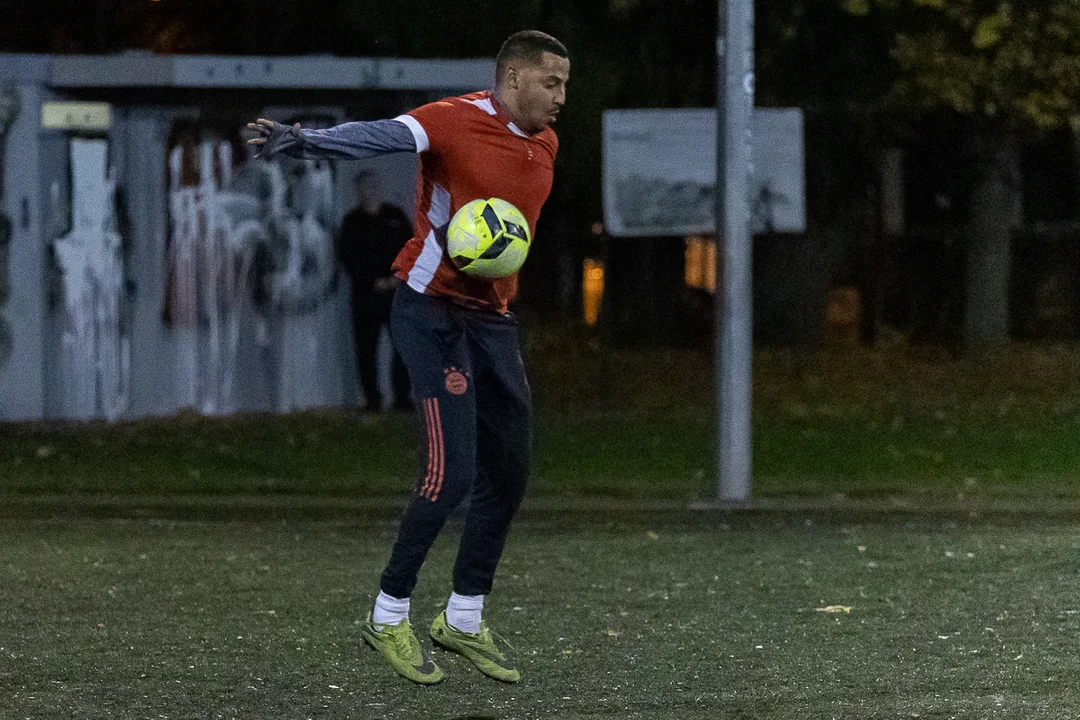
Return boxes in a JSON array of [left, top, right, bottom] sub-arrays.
[[492, 88, 529, 134]]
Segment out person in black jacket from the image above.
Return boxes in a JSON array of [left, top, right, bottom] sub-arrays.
[[337, 171, 413, 411]]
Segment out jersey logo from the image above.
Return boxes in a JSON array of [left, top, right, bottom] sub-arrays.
[[444, 367, 469, 395]]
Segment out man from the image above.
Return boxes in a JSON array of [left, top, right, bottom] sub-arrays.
[[337, 172, 412, 412], [247, 30, 569, 685]]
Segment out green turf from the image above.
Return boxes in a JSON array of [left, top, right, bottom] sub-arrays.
[[3, 406, 1080, 501], [2, 506, 1078, 718], [2, 341, 1080, 501]]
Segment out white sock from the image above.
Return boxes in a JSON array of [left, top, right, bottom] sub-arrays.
[[372, 591, 410, 627], [446, 592, 484, 634]]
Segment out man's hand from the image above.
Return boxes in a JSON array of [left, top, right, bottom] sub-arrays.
[[245, 118, 302, 158]]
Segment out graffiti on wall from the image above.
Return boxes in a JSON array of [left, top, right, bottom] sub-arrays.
[[52, 138, 130, 421], [0, 87, 18, 370], [164, 118, 338, 413]]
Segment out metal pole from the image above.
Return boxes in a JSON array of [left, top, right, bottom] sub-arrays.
[[715, 0, 754, 505]]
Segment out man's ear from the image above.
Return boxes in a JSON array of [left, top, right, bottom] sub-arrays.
[[505, 66, 520, 90]]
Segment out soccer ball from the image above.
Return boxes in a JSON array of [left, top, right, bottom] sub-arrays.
[[446, 198, 532, 278]]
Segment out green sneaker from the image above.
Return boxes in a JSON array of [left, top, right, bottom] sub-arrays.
[[429, 611, 521, 683], [361, 614, 445, 685]]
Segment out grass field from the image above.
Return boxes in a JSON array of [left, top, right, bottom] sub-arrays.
[[2, 503, 1079, 719], [3, 341, 1080, 502], [3, 340, 1080, 718]]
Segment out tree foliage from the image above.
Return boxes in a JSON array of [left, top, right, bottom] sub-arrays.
[[842, 0, 1080, 129]]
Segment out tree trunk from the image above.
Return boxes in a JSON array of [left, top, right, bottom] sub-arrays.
[[1072, 121, 1080, 340], [962, 131, 1022, 352]]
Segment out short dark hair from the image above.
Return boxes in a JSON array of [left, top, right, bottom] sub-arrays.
[[495, 31, 568, 82]]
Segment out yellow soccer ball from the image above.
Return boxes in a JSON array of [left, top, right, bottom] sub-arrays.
[[446, 198, 532, 278]]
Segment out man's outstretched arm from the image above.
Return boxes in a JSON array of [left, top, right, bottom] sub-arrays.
[[246, 118, 417, 160]]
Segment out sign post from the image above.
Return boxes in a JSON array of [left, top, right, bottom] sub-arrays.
[[715, 0, 755, 505]]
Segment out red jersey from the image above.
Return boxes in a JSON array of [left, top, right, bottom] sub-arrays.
[[391, 90, 558, 314]]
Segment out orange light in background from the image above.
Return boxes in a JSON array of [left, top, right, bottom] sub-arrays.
[[583, 258, 604, 326], [684, 235, 716, 293]]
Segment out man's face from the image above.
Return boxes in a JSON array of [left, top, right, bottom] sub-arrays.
[[506, 52, 570, 134]]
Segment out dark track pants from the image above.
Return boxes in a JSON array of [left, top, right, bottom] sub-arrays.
[[379, 284, 530, 598]]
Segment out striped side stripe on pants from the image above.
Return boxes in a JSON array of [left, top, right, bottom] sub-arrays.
[[419, 397, 444, 501]]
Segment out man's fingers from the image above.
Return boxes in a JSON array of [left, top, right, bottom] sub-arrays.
[[247, 137, 266, 144], [246, 119, 276, 134]]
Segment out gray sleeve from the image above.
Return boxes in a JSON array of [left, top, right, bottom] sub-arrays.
[[285, 119, 418, 160]]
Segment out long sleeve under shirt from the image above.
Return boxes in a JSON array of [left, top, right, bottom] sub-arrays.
[[266, 119, 417, 160]]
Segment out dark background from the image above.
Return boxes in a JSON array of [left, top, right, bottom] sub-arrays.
[[6, 0, 1080, 350]]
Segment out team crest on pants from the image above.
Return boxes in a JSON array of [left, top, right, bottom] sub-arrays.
[[444, 367, 469, 395]]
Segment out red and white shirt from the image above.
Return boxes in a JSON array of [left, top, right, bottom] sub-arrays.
[[391, 91, 558, 314]]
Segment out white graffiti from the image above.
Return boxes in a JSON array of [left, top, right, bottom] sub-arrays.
[[0, 86, 18, 369], [53, 139, 130, 421], [166, 134, 336, 414]]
